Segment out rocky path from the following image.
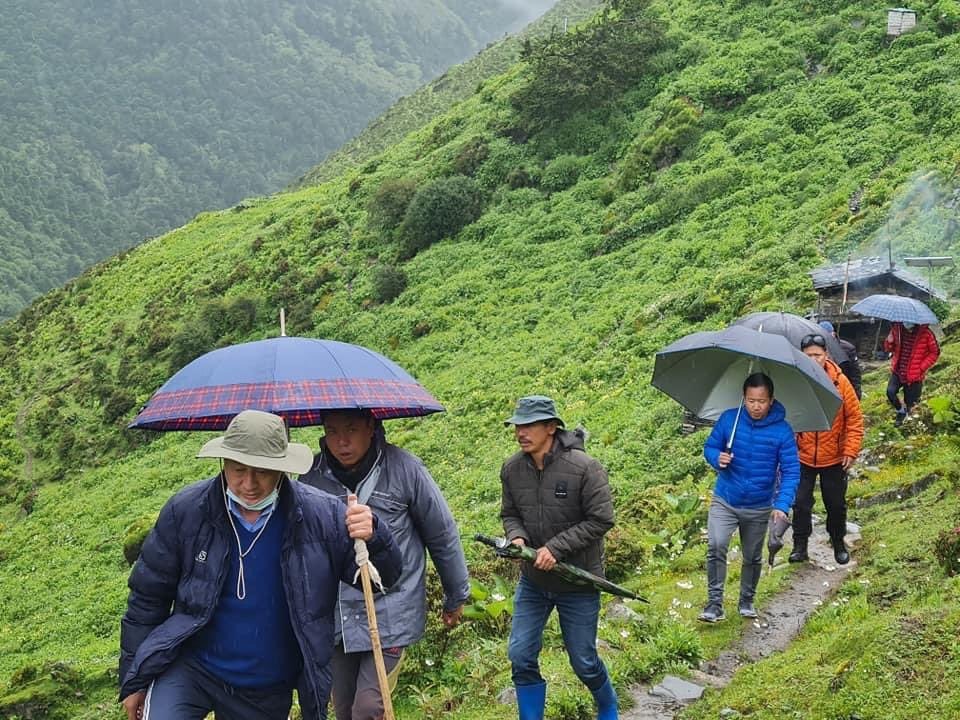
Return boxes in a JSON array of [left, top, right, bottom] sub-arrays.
[[622, 518, 860, 719]]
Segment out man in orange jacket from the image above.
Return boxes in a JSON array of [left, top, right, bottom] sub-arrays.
[[884, 322, 940, 426], [790, 333, 864, 565]]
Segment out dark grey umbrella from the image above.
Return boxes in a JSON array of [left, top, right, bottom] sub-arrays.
[[731, 311, 848, 363], [651, 325, 842, 433], [849, 294, 939, 325]]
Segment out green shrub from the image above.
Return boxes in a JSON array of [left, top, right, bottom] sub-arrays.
[[540, 155, 585, 193], [453, 136, 489, 177], [366, 177, 418, 232], [123, 514, 158, 566], [399, 176, 485, 258], [933, 525, 960, 576], [933, 0, 960, 33], [371, 265, 408, 303]]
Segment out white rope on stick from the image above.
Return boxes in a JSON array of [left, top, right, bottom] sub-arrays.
[[353, 537, 386, 593]]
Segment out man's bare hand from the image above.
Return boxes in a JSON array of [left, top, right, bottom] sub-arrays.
[[345, 494, 374, 541], [718, 451, 733, 468], [533, 546, 557, 571], [442, 604, 464, 628], [121, 690, 146, 720]]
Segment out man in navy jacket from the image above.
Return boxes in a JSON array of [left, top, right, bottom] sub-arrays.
[[119, 410, 402, 720]]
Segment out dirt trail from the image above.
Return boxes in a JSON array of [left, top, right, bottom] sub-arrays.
[[623, 519, 859, 719]]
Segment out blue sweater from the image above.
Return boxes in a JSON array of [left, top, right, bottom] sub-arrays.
[[703, 400, 800, 513], [192, 510, 302, 688]]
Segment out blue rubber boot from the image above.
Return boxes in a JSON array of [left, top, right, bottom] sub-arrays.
[[515, 681, 546, 720], [591, 678, 619, 720]]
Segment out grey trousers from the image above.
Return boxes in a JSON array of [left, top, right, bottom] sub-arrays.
[[705, 497, 769, 606]]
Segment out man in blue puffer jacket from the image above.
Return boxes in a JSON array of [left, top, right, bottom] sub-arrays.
[[699, 373, 800, 622], [119, 410, 402, 720]]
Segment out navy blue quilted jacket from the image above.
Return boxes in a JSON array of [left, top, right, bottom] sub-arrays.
[[703, 400, 800, 513], [119, 475, 402, 718]]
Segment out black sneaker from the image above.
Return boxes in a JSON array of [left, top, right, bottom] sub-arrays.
[[738, 602, 758, 619], [698, 603, 726, 623], [894, 410, 907, 427], [788, 547, 808, 563]]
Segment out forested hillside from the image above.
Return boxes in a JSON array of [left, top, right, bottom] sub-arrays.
[[1, 0, 959, 717], [0, 0, 554, 319]]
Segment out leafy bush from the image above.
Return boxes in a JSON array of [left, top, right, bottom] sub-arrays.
[[367, 177, 419, 232], [371, 265, 408, 304], [511, 0, 670, 133], [399, 176, 485, 257], [933, 0, 960, 33], [619, 97, 703, 189], [933, 525, 960, 576], [453, 137, 489, 177], [123, 514, 158, 566], [540, 155, 586, 193]]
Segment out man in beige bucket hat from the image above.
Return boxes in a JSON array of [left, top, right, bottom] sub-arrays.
[[120, 410, 403, 720]]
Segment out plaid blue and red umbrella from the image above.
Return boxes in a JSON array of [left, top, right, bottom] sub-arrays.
[[128, 337, 444, 431]]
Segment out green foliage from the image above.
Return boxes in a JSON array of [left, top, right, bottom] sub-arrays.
[[366, 177, 419, 232], [2, 0, 960, 717], [933, 0, 960, 34], [371, 265, 409, 304], [122, 514, 158, 566], [462, 575, 514, 632], [933, 525, 960, 576], [619, 97, 703, 189], [511, 0, 671, 133], [540, 155, 587, 193], [399, 176, 486, 257], [0, 0, 541, 320]]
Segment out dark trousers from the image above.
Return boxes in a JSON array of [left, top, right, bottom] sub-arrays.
[[142, 656, 292, 720], [793, 464, 847, 544], [886, 373, 922, 412], [330, 643, 404, 720]]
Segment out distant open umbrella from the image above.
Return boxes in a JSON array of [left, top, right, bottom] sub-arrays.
[[129, 336, 444, 431], [849, 294, 939, 325], [652, 325, 841, 434], [731, 311, 848, 363]]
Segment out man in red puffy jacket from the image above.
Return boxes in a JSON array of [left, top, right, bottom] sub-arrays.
[[884, 322, 940, 426]]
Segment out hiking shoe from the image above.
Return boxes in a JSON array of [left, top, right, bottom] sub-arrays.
[[833, 539, 850, 565], [788, 547, 809, 563], [738, 602, 758, 619], [894, 410, 907, 427], [698, 603, 725, 623]]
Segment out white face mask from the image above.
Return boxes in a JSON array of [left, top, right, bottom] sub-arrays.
[[226, 486, 279, 512]]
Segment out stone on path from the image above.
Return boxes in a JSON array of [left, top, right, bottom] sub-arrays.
[[649, 676, 704, 702]]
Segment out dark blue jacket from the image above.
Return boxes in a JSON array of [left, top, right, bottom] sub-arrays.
[[119, 475, 402, 718], [703, 400, 800, 513]]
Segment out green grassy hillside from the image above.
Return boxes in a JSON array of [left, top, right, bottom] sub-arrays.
[[1, 0, 959, 717]]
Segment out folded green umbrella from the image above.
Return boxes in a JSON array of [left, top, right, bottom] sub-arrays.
[[475, 534, 648, 602]]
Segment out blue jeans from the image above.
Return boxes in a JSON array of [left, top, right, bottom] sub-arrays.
[[507, 576, 609, 691]]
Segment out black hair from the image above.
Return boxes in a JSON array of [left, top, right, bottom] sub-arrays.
[[743, 372, 774, 398]]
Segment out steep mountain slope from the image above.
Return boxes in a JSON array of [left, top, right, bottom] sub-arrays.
[[0, 0, 553, 319], [0, 0, 959, 717]]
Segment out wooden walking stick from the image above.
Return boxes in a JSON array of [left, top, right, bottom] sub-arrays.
[[349, 496, 395, 720]]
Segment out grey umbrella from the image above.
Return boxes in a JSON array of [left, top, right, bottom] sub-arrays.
[[651, 325, 842, 434], [849, 294, 940, 325], [767, 514, 791, 567], [731, 311, 849, 363]]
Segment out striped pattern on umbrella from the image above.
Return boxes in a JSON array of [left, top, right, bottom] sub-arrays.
[[128, 337, 444, 430], [131, 378, 444, 430], [849, 294, 939, 325]]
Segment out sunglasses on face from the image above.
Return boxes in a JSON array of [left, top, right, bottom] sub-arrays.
[[800, 333, 827, 350]]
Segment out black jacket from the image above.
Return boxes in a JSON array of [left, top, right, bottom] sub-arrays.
[[500, 429, 615, 592]]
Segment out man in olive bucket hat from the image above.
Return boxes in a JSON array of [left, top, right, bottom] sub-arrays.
[[119, 410, 402, 720], [499, 396, 619, 719]]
